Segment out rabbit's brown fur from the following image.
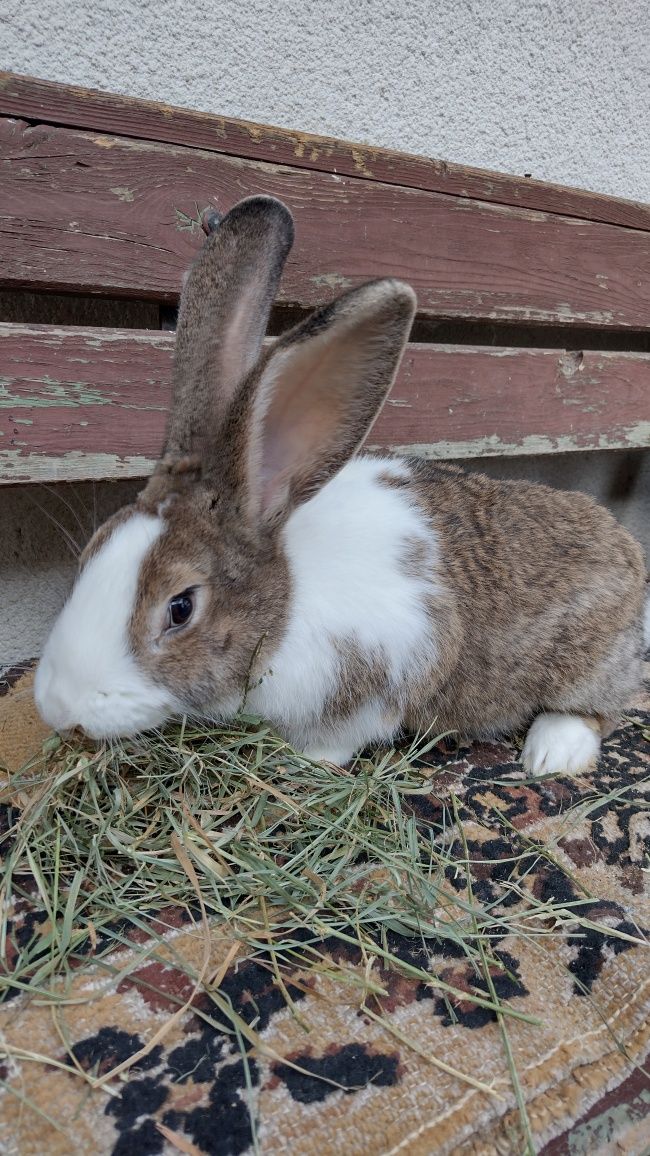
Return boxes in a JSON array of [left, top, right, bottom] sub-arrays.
[[403, 460, 646, 738]]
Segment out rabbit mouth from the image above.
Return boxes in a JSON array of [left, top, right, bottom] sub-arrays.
[[75, 694, 174, 741]]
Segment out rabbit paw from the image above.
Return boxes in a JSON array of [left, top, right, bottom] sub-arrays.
[[522, 713, 600, 777]]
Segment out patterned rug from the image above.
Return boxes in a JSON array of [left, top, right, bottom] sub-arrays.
[[0, 664, 648, 1156]]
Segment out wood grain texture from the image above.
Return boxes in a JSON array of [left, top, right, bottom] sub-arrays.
[[2, 121, 649, 329], [2, 324, 648, 483], [1, 71, 649, 231]]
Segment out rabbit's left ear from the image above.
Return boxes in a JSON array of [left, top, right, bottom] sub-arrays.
[[164, 196, 294, 464], [213, 278, 416, 527]]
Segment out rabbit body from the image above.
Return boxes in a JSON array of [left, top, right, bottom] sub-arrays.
[[34, 196, 647, 776], [246, 452, 646, 766]]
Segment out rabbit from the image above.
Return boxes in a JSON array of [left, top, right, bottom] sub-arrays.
[[34, 195, 649, 776]]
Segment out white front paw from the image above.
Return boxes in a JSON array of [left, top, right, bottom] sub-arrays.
[[522, 713, 600, 777]]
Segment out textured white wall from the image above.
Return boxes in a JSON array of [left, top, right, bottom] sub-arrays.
[[5, 0, 649, 202]]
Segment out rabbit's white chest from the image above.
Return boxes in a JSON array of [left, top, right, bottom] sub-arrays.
[[246, 456, 443, 757]]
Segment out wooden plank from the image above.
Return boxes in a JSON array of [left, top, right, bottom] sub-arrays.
[[2, 122, 650, 330], [1, 324, 648, 484], [0, 326, 170, 484], [1, 71, 648, 232]]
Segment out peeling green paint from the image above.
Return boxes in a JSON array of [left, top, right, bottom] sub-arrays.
[[374, 421, 650, 460], [82, 333, 172, 350], [109, 186, 135, 202], [0, 381, 165, 412], [0, 448, 156, 484], [174, 203, 211, 232], [310, 272, 354, 292], [0, 381, 111, 408]]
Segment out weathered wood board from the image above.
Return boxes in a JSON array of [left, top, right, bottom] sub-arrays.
[[2, 120, 649, 329], [1, 73, 648, 485], [1, 324, 648, 483], [1, 72, 649, 231]]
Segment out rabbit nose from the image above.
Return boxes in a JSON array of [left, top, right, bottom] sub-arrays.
[[33, 663, 77, 732], [38, 698, 78, 733]]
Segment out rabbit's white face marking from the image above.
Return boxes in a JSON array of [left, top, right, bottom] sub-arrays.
[[35, 512, 177, 739], [246, 456, 443, 753]]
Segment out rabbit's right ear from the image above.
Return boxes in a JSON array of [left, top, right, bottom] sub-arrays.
[[162, 196, 294, 466]]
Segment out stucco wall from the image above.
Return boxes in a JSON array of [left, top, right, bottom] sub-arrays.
[[5, 0, 650, 202]]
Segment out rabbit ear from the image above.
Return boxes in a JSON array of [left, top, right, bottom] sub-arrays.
[[162, 196, 294, 466], [214, 279, 416, 527]]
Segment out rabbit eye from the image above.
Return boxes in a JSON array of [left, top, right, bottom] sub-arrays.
[[167, 590, 195, 629]]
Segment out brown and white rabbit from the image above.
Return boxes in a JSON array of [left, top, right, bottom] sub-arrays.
[[34, 196, 649, 775]]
